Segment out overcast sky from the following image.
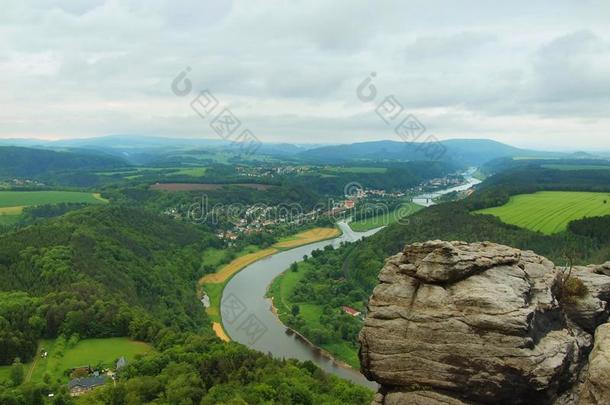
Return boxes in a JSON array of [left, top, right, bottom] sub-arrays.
[[1, 0, 610, 150]]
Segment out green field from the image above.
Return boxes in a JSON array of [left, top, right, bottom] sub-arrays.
[[475, 191, 610, 234], [0, 215, 21, 226], [349, 202, 422, 232], [172, 167, 207, 176], [98, 166, 207, 178], [0, 337, 152, 386], [542, 164, 610, 171], [324, 166, 387, 174], [0, 191, 107, 224], [0, 191, 106, 208]]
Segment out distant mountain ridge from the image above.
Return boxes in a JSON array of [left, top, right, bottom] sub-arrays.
[[0, 146, 127, 178], [297, 139, 561, 166], [0, 135, 578, 167]]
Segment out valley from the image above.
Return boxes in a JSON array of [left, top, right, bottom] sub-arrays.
[[0, 138, 609, 404], [5, 4, 610, 403]]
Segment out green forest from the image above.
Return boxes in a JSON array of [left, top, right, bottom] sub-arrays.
[[0, 205, 372, 404]]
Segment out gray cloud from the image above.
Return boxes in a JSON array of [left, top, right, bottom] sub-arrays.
[[0, 0, 609, 151]]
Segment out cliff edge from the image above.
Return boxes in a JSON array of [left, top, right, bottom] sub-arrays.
[[359, 241, 610, 405]]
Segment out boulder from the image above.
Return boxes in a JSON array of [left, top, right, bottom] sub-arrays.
[[360, 241, 602, 405], [578, 323, 610, 405]]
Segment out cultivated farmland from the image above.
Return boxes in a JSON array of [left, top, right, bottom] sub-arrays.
[[0, 191, 107, 224], [475, 191, 610, 234], [0, 191, 107, 208]]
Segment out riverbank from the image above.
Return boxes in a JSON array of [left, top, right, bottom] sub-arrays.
[[199, 226, 342, 341], [268, 297, 357, 371], [220, 221, 381, 388], [266, 257, 361, 368]]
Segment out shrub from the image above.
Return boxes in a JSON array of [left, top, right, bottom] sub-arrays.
[[562, 276, 588, 305]]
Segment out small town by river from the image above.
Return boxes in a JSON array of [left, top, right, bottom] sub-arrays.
[[221, 173, 481, 388]]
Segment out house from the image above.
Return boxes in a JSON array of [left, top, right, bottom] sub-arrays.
[[344, 200, 355, 209], [200, 294, 211, 308], [68, 375, 107, 396], [116, 357, 128, 371], [342, 306, 362, 317]]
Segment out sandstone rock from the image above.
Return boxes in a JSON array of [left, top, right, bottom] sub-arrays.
[[578, 323, 610, 405], [359, 241, 604, 405], [561, 267, 610, 333], [381, 390, 475, 405]]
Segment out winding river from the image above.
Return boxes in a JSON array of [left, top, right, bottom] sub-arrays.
[[222, 221, 381, 388], [221, 173, 481, 388]]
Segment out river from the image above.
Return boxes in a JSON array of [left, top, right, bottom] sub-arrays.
[[221, 172, 481, 388], [412, 168, 482, 207]]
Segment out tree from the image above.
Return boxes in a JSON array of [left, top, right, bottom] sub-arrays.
[[291, 305, 300, 317], [290, 262, 298, 272], [10, 358, 25, 386], [67, 334, 80, 349]]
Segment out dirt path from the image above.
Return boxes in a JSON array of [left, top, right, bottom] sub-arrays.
[[25, 347, 40, 382]]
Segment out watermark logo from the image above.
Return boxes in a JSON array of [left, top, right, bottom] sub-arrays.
[[344, 181, 363, 198], [393, 203, 419, 225], [185, 184, 422, 230], [356, 73, 447, 161], [221, 293, 268, 345], [221, 293, 247, 324], [171, 66, 193, 96], [171, 67, 262, 157]]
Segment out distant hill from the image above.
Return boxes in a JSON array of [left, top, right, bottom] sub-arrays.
[[0, 135, 320, 165], [0, 205, 213, 364], [297, 139, 556, 166], [0, 136, 572, 167], [0, 146, 127, 178]]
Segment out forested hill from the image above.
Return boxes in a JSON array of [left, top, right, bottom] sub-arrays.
[[0, 205, 373, 404], [0, 146, 126, 179], [297, 139, 548, 165], [0, 205, 217, 365]]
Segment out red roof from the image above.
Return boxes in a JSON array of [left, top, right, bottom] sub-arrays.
[[342, 306, 361, 316]]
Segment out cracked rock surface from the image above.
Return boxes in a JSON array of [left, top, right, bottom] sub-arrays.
[[359, 241, 610, 405]]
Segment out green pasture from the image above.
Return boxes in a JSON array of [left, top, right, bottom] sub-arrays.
[[475, 191, 610, 234], [542, 164, 610, 171], [349, 202, 422, 232], [0, 337, 151, 386]]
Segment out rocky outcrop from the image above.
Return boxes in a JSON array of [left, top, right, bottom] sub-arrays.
[[579, 323, 610, 405], [359, 241, 610, 405]]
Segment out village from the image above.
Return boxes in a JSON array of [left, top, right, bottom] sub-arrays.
[[190, 172, 467, 242]]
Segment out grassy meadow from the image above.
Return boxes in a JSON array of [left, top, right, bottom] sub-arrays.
[[542, 164, 610, 171], [0, 337, 152, 386], [475, 191, 610, 234], [323, 166, 388, 174], [0, 191, 107, 224], [349, 202, 422, 232]]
